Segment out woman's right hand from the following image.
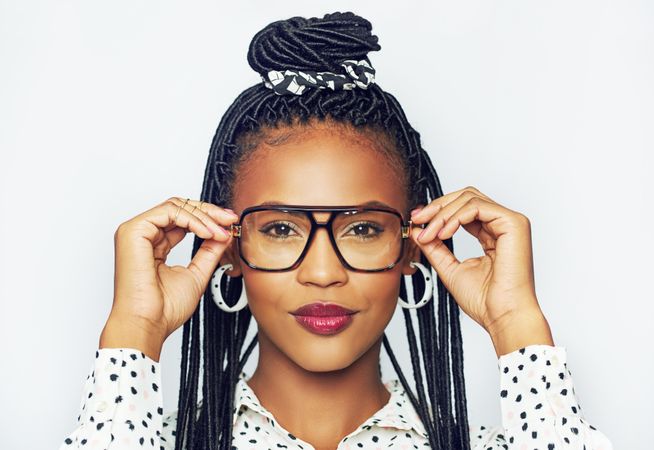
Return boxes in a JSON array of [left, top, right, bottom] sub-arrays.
[[99, 197, 239, 361]]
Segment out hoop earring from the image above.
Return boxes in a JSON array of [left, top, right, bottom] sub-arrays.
[[397, 261, 433, 309], [210, 264, 248, 313]]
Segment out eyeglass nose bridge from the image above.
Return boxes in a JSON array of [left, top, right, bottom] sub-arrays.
[[295, 212, 348, 268]]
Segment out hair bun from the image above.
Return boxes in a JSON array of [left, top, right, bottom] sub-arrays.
[[247, 11, 381, 76]]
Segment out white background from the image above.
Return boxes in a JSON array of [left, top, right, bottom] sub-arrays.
[[1, 1, 652, 449]]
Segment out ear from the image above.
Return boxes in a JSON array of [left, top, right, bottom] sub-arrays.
[[218, 239, 243, 277], [400, 237, 423, 276]]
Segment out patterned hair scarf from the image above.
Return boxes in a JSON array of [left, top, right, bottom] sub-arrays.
[[260, 57, 376, 96]]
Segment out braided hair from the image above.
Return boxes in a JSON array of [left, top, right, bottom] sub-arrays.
[[173, 11, 471, 450]]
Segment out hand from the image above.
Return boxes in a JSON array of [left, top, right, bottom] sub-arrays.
[[101, 197, 239, 360], [409, 186, 553, 353]]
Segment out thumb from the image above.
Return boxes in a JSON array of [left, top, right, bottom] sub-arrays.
[[410, 226, 460, 288], [186, 236, 231, 289]]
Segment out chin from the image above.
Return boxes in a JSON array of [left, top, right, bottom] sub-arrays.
[[283, 338, 371, 373], [292, 352, 358, 373]]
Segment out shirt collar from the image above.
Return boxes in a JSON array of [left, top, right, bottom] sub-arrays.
[[232, 371, 428, 439]]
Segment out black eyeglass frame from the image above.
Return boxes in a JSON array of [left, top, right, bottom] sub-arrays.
[[229, 204, 419, 273]]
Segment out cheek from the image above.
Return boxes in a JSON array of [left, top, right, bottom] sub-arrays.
[[355, 273, 401, 333], [241, 271, 293, 316]]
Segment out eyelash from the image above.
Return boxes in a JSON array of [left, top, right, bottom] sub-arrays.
[[346, 222, 384, 240], [259, 221, 299, 240]]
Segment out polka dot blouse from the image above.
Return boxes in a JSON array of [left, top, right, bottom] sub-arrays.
[[59, 344, 613, 449]]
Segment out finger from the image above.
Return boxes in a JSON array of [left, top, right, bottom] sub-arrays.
[[169, 197, 239, 226], [162, 226, 188, 249], [415, 204, 445, 244], [186, 236, 231, 289], [159, 211, 235, 259], [416, 190, 479, 244], [126, 201, 215, 248], [435, 201, 497, 258], [152, 227, 187, 263], [461, 221, 497, 252], [411, 186, 493, 224], [167, 197, 237, 239], [437, 197, 514, 242], [410, 225, 461, 283]]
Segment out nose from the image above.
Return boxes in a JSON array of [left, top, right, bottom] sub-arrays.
[[296, 224, 347, 286]]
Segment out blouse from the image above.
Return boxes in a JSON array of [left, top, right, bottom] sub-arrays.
[[58, 344, 613, 449]]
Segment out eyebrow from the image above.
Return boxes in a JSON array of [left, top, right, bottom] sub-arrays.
[[257, 200, 394, 208]]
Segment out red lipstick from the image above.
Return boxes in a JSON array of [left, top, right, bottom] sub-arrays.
[[290, 302, 357, 336]]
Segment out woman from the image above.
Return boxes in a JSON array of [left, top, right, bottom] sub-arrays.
[[59, 11, 613, 450]]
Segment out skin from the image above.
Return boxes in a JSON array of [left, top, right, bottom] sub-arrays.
[[100, 120, 554, 450]]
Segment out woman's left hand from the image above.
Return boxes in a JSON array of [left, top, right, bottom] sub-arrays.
[[409, 186, 553, 351]]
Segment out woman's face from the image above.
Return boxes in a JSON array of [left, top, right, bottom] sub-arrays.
[[222, 123, 421, 372]]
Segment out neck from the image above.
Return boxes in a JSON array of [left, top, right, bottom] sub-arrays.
[[246, 332, 391, 449]]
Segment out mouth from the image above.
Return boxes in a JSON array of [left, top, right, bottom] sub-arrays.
[[290, 301, 358, 336]]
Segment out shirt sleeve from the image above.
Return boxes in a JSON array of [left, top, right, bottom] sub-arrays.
[[58, 348, 178, 450], [469, 344, 614, 450]]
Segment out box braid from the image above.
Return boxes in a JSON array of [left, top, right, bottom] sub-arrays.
[[173, 11, 471, 450]]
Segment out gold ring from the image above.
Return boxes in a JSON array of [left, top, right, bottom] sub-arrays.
[[174, 198, 190, 225]]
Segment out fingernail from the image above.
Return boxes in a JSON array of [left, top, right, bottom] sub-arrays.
[[225, 208, 238, 218], [411, 207, 423, 216]]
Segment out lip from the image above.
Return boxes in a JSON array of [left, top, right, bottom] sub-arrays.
[[291, 302, 357, 316], [290, 302, 358, 336]]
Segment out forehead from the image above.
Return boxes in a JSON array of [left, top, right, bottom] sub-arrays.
[[232, 127, 405, 213]]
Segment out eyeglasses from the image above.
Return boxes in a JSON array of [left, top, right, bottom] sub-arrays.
[[229, 204, 416, 272]]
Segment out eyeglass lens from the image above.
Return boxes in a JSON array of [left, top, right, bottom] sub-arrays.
[[239, 210, 403, 270]]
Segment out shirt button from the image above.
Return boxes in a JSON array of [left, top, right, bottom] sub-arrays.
[[96, 401, 108, 412]]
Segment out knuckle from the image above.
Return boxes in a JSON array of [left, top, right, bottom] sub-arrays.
[[114, 221, 129, 239], [164, 198, 179, 208], [515, 213, 531, 226], [464, 191, 479, 202]]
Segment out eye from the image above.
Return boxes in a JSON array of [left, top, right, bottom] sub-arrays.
[[259, 221, 301, 240], [343, 221, 384, 240]]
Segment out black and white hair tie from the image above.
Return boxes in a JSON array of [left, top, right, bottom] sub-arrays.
[[260, 57, 376, 96]]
